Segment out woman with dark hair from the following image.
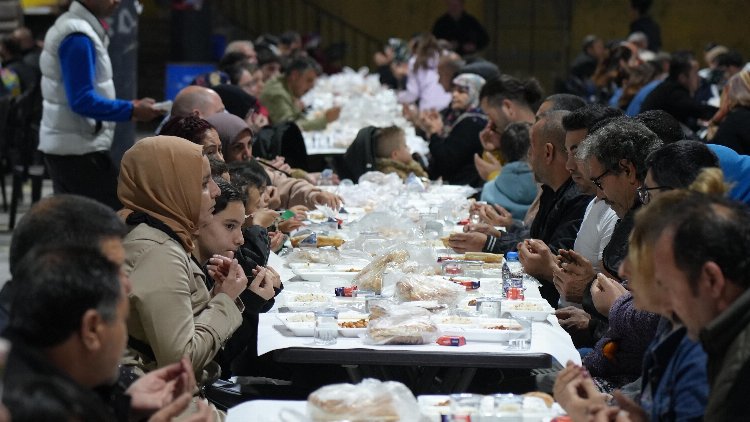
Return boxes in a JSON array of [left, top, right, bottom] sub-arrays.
[[397, 33, 451, 111], [159, 115, 223, 159], [195, 177, 278, 379]]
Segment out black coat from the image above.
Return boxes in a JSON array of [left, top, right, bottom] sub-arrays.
[[432, 11, 489, 55], [3, 337, 129, 422], [712, 107, 750, 156], [428, 112, 486, 187], [640, 79, 717, 130], [484, 178, 593, 306]]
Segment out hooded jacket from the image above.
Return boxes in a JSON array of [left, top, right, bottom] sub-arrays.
[[480, 161, 538, 220]]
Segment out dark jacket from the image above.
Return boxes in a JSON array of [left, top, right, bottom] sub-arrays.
[[712, 107, 750, 156], [639, 319, 708, 422], [340, 126, 378, 182], [630, 16, 662, 52], [569, 52, 598, 80], [583, 203, 639, 334], [0, 281, 12, 333], [700, 287, 750, 421], [3, 337, 129, 422], [431, 11, 489, 55], [640, 79, 717, 130], [428, 112, 486, 187], [212, 225, 283, 378], [483, 178, 593, 306]]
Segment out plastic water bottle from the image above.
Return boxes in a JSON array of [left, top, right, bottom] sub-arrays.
[[318, 168, 334, 186], [503, 252, 524, 297]]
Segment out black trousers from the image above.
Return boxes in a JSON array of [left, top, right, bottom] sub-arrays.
[[44, 151, 122, 210]]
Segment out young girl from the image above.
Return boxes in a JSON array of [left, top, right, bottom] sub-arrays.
[[195, 177, 281, 378]]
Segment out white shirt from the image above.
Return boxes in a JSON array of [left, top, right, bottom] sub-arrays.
[[573, 198, 618, 273]]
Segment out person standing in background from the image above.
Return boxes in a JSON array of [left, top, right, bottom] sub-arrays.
[[432, 0, 489, 56], [39, 0, 164, 210]]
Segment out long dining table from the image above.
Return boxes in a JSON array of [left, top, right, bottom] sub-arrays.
[[256, 277, 580, 394]]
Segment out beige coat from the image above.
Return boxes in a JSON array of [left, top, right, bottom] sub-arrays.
[[122, 223, 243, 383], [266, 167, 322, 209]]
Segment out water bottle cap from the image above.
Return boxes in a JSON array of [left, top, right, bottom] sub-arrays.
[[322, 169, 333, 177], [506, 252, 519, 260]]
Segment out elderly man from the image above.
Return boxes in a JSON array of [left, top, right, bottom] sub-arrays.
[[450, 109, 592, 306], [171, 85, 225, 118], [576, 118, 662, 279], [39, 0, 164, 210], [260, 56, 340, 131]]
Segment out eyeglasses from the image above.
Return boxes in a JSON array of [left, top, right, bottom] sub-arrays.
[[637, 184, 674, 205], [590, 169, 611, 191]]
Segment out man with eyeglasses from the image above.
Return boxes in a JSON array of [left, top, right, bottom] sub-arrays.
[[574, 117, 662, 323]]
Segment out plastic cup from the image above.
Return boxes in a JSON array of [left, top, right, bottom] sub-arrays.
[[505, 317, 532, 351], [313, 309, 339, 345]]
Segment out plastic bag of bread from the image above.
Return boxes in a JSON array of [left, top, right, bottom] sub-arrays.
[[366, 303, 439, 345], [395, 274, 466, 306], [307, 378, 420, 421], [290, 230, 346, 248], [353, 249, 409, 294]]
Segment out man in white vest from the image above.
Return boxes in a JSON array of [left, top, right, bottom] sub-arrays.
[[39, 0, 163, 209]]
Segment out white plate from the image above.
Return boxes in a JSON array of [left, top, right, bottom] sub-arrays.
[[276, 313, 315, 337], [292, 270, 360, 282], [435, 318, 525, 342], [338, 327, 367, 337], [283, 292, 330, 311], [502, 299, 554, 322]]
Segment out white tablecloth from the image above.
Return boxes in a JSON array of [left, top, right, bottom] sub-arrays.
[[227, 400, 308, 422], [258, 313, 580, 367], [259, 280, 581, 367], [226, 399, 565, 422]]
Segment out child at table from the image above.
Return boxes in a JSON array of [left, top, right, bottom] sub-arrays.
[[374, 126, 428, 180]]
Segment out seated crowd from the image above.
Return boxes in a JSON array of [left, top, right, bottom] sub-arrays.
[[2, 0, 750, 420]]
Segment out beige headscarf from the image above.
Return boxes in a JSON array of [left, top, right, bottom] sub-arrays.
[[118, 136, 205, 252]]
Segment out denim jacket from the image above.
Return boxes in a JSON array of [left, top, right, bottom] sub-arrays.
[[639, 319, 708, 422]]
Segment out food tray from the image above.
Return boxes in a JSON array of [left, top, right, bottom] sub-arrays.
[[432, 317, 526, 342], [337, 314, 369, 337], [276, 312, 369, 337], [276, 312, 316, 336], [288, 262, 368, 282], [283, 292, 330, 311], [501, 299, 554, 322]]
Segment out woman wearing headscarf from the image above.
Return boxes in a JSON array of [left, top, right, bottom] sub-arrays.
[[205, 112, 341, 210], [711, 70, 750, 155], [119, 136, 259, 383], [421, 72, 488, 187]]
